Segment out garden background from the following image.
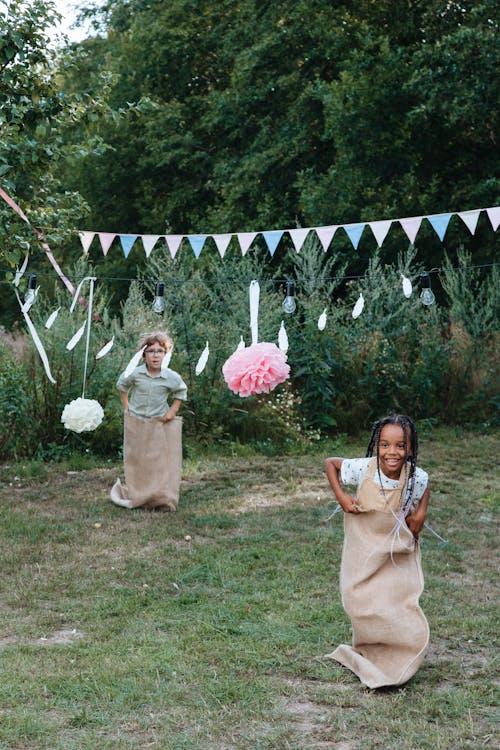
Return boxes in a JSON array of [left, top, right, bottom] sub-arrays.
[[0, 2, 498, 748]]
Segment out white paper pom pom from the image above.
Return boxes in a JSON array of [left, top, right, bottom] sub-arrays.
[[61, 397, 104, 433]]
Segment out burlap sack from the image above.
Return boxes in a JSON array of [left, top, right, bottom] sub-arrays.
[[325, 510, 429, 689], [110, 412, 182, 510]]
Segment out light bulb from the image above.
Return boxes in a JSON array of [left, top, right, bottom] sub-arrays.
[[24, 273, 38, 309], [419, 273, 435, 306], [282, 280, 296, 314], [152, 280, 165, 314]]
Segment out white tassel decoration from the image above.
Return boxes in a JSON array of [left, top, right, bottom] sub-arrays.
[[44, 307, 61, 329], [66, 321, 87, 351], [278, 321, 289, 353], [402, 274, 413, 298], [318, 308, 327, 331], [96, 336, 115, 359], [161, 347, 173, 373], [195, 341, 210, 375], [352, 293, 365, 319], [123, 346, 146, 378]]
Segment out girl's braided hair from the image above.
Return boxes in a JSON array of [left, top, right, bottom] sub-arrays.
[[366, 413, 419, 517]]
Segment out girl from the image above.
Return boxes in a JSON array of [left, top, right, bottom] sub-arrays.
[[324, 414, 430, 689], [110, 331, 187, 510]]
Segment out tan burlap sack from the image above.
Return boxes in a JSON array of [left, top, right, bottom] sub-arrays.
[[325, 511, 429, 689], [110, 412, 182, 510]]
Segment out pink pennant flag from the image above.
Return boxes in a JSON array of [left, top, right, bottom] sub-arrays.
[[315, 225, 338, 252], [142, 235, 160, 257], [212, 234, 232, 258], [458, 209, 481, 235], [237, 232, 257, 256], [79, 231, 95, 254], [165, 234, 183, 258], [288, 228, 309, 252], [98, 233, 116, 256], [369, 220, 392, 248], [486, 206, 500, 231], [399, 217, 423, 244]]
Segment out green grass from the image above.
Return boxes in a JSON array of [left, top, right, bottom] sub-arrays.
[[0, 429, 498, 749]]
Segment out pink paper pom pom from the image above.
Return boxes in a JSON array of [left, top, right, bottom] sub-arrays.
[[222, 342, 290, 397]]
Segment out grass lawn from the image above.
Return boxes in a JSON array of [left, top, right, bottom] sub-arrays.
[[0, 428, 498, 749]]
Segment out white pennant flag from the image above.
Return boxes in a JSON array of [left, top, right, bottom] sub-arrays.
[[45, 307, 61, 329], [288, 228, 309, 252], [123, 346, 146, 378], [352, 293, 365, 319], [369, 220, 392, 248], [278, 321, 289, 353], [318, 308, 328, 331], [195, 341, 210, 375], [96, 336, 115, 359], [66, 321, 87, 351], [458, 209, 480, 235], [142, 235, 160, 257], [79, 232, 95, 254], [213, 234, 232, 258], [401, 275, 412, 298], [165, 235, 183, 258], [237, 232, 257, 256]]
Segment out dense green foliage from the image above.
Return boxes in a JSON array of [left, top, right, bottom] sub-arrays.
[[0, 0, 498, 453]]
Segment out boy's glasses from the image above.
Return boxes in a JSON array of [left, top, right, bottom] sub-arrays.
[[145, 349, 166, 355]]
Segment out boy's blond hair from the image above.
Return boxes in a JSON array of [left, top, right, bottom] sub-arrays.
[[138, 331, 173, 352]]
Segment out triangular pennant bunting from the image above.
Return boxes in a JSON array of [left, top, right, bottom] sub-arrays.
[[79, 231, 95, 254], [165, 235, 183, 258], [427, 213, 452, 242], [400, 216, 423, 244], [344, 223, 366, 250], [98, 233, 116, 256], [188, 235, 207, 259], [212, 234, 232, 258], [458, 210, 481, 235], [142, 235, 160, 257], [262, 230, 283, 256], [288, 228, 309, 252], [237, 232, 257, 256], [315, 225, 338, 252], [486, 206, 500, 231], [119, 234, 137, 258], [369, 220, 392, 248]]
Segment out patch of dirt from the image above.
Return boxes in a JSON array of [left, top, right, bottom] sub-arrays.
[[0, 629, 84, 649]]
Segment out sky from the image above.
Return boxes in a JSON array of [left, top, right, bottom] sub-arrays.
[[51, 0, 104, 43]]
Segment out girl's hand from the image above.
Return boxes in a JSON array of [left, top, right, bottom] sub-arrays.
[[406, 511, 425, 539], [339, 494, 361, 514]]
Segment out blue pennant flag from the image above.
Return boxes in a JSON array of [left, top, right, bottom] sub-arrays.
[[262, 230, 283, 256], [344, 223, 365, 250], [119, 234, 138, 258], [188, 235, 207, 258], [427, 214, 452, 241]]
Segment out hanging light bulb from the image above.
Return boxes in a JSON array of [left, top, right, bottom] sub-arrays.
[[282, 280, 296, 314], [24, 273, 38, 310], [419, 273, 435, 306], [152, 280, 165, 314]]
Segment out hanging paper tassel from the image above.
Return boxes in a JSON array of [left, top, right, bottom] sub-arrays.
[[195, 341, 210, 375], [235, 336, 245, 352], [401, 274, 413, 298], [13, 254, 29, 287], [278, 321, 289, 353], [96, 336, 115, 359], [160, 347, 173, 373], [123, 346, 146, 378], [352, 293, 365, 319], [44, 307, 61, 329], [249, 280, 260, 346], [15, 290, 56, 385], [66, 321, 87, 351], [318, 308, 328, 331]]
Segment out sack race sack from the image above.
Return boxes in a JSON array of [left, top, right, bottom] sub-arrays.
[[110, 412, 182, 510]]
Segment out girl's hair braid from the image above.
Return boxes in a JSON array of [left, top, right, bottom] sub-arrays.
[[366, 413, 419, 516]]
